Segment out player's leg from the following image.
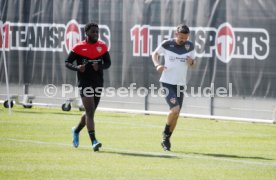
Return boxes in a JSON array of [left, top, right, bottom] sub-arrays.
[[161, 83, 181, 151], [91, 86, 103, 151], [94, 86, 102, 109], [74, 96, 100, 139], [72, 87, 87, 148], [74, 114, 86, 133], [73, 86, 102, 135], [168, 86, 184, 132], [166, 105, 181, 133], [162, 105, 180, 151], [81, 96, 102, 151], [72, 114, 85, 148]]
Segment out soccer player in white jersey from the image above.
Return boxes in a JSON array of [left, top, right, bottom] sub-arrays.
[[152, 24, 196, 151]]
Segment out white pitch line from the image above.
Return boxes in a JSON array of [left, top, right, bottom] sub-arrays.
[[0, 118, 274, 137], [3, 138, 276, 167]]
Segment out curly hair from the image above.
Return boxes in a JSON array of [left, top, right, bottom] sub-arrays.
[[84, 22, 99, 34]]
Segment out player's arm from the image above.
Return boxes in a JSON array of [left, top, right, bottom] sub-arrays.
[[152, 40, 168, 73], [186, 43, 196, 67], [65, 51, 85, 72], [152, 50, 166, 73], [101, 51, 111, 69], [152, 50, 161, 67]]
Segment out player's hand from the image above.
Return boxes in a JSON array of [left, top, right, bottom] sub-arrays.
[[92, 62, 99, 71], [78, 64, 86, 72], [156, 65, 167, 73], [186, 56, 195, 66]]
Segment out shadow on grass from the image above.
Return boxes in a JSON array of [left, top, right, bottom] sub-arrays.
[[175, 151, 273, 161], [98, 150, 179, 159]]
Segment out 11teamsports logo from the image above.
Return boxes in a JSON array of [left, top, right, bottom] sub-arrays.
[[0, 20, 111, 53], [65, 20, 81, 53], [216, 23, 235, 63], [130, 23, 270, 63]]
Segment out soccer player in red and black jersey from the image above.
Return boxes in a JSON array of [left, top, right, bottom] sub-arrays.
[[65, 22, 111, 151]]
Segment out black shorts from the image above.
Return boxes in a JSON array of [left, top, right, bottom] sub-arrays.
[[79, 85, 103, 98], [161, 82, 185, 109]]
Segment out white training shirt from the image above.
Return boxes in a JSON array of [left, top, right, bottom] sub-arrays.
[[155, 39, 195, 85]]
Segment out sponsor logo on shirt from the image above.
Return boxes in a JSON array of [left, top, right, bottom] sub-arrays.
[[169, 56, 175, 62], [175, 57, 186, 62]]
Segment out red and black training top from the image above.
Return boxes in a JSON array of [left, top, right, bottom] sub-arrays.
[[65, 40, 111, 87]]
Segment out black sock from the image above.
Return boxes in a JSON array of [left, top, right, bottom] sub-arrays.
[[88, 130, 96, 142], [163, 124, 172, 139]]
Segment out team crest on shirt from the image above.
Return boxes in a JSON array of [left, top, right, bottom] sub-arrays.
[[170, 98, 176, 104], [169, 56, 175, 62], [184, 43, 190, 51], [96, 46, 102, 53]]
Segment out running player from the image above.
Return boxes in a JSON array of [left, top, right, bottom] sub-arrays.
[[152, 24, 195, 151], [65, 22, 111, 151]]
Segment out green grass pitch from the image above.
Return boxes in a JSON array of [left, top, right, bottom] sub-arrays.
[[0, 106, 276, 179]]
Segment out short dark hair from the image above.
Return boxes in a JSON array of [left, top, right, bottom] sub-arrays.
[[84, 22, 98, 33], [176, 24, 190, 34]]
